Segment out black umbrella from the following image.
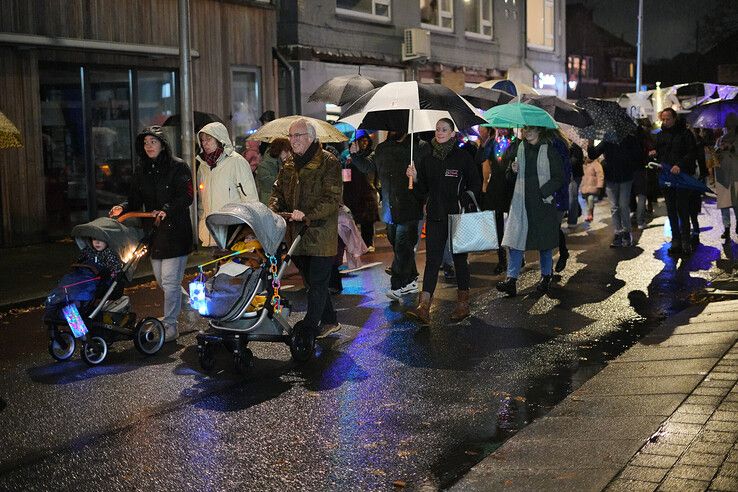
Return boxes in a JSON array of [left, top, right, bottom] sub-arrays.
[[575, 98, 637, 143], [308, 75, 387, 107], [162, 111, 225, 133], [521, 94, 594, 128], [460, 86, 515, 110]]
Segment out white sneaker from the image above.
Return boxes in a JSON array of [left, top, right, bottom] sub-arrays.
[[400, 280, 419, 295], [164, 324, 179, 342], [386, 287, 403, 301], [316, 323, 341, 339]]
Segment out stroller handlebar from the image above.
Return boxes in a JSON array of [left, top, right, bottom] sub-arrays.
[[116, 211, 161, 227]]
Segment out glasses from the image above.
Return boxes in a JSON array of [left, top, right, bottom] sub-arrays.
[[288, 132, 309, 139]]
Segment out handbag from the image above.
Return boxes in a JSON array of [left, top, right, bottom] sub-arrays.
[[448, 189, 498, 254]]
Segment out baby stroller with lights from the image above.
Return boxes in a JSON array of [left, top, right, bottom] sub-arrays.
[[43, 213, 166, 366], [192, 201, 313, 374]]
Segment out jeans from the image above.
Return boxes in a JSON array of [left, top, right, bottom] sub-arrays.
[[293, 255, 338, 331], [423, 220, 469, 295], [386, 221, 420, 289], [663, 187, 691, 245], [567, 177, 582, 226], [606, 180, 633, 233], [507, 248, 553, 278], [151, 255, 188, 329], [635, 194, 647, 227]]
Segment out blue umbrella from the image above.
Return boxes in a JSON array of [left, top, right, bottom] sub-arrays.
[[686, 100, 738, 129], [655, 165, 713, 194]]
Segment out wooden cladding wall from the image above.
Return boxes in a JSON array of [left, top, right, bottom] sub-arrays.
[[0, 0, 277, 245], [0, 48, 45, 245]]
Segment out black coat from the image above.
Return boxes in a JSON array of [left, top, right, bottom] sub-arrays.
[[351, 137, 429, 224], [482, 139, 515, 213], [415, 143, 481, 222], [570, 143, 584, 179], [121, 127, 194, 259], [655, 120, 697, 175], [587, 135, 642, 183]]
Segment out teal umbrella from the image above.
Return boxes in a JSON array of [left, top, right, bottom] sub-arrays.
[[482, 103, 558, 129]]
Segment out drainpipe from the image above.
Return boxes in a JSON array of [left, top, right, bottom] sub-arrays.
[[273, 47, 297, 115]]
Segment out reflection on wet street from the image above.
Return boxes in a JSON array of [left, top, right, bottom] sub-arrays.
[[0, 199, 733, 490]]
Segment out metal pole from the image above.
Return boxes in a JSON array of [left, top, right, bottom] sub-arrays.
[[179, 0, 197, 246], [635, 0, 643, 92]]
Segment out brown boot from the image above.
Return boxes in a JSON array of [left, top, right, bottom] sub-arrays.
[[406, 291, 432, 325], [450, 289, 470, 322]]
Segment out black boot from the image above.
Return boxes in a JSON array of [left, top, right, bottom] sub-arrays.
[[536, 275, 553, 293], [555, 250, 569, 273], [496, 277, 517, 297]]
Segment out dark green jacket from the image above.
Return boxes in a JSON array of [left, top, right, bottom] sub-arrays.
[[269, 148, 342, 257]]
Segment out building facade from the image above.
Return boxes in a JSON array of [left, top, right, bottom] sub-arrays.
[[277, 0, 567, 120], [0, 0, 278, 246]]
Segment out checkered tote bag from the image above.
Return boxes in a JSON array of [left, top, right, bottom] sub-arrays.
[[448, 190, 498, 254]]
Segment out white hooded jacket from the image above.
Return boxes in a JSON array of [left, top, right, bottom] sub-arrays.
[[196, 122, 258, 246]]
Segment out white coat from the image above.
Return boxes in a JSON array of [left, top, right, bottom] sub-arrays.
[[196, 122, 258, 246]]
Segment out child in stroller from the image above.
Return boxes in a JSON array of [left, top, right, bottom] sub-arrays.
[[44, 213, 167, 366], [193, 201, 315, 374]]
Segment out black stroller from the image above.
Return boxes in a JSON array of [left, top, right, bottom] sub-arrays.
[[44, 213, 165, 366], [192, 202, 314, 374]]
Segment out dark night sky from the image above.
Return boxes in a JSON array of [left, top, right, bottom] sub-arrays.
[[567, 0, 725, 61]]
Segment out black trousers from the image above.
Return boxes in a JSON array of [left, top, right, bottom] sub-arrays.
[[293, 255, 338, 331], [360, 221, 374, 247], [495, 210, 506, 264], [664, 187, 691, 245], [689, 191, 701, 233], [422, 220, 470, 295], [386, 220, 419, 289]]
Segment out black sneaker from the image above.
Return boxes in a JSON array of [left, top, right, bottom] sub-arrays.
[[722, 229, 730, 240], [496, 277, 517, 297], [610, 233, 623, 248], [536, 275, 553, 293], [621, 232, 633, 247], [667, 243, 682, 256]]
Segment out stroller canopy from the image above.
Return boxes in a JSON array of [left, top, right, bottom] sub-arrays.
[[206, 202, 286, 256], [71, 217, 145, 261]]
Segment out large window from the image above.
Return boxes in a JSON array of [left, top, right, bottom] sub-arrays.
[[231, 67, 262, 152], [421, 0, 453, 31], [527, 0, 554, 51], [465, 0, 493, 38], [612, 58, 635, 80], [336, 0, 391, 21], [567, 55, 593, 79]]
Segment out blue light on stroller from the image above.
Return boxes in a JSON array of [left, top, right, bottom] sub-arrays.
[[62, 304, 88, 338], [189, 277, 209, 316]]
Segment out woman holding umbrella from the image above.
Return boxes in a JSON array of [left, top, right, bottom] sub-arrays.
[[496, 125, 565, 297], [405, 118, 481, 324]]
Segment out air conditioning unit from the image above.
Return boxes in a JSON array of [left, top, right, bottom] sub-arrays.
[[402, 28, 430, 62]]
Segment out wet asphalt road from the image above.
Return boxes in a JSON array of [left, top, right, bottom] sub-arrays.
[[0, 199, 731, 491]]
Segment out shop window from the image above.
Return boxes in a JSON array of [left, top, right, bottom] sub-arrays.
[[527, 0, 554, 51], [231, 67, 262, 152], [421, 0, 453, 31], [465, 0, 493, 38], [337, 0, 391, 21]]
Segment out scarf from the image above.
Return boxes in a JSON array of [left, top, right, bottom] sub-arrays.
[[501, 142, 552, 251], [202, 147, 223, 169], [293, 140, 320, 170], [431, 138, 455, 161]]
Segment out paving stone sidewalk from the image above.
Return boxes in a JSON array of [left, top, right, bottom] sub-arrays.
[[452, 300, 738, 492]]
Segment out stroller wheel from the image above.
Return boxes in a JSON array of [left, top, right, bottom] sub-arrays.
[[290, 322, 315, 363], [233, 348, 253, 375], [134, 317, 165, 356], [49, 332, 76, 361], [81, 336, 108, 366], [198, 344, 216, 372]]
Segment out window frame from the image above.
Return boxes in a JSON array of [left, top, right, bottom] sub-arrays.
[[465, 0, 494, 39], [230, 65, 263, 148], [526, 0, 555, 52], [611, 58, 635, 81], [420, 0, 454, 33], [336, 0, 392, 23]]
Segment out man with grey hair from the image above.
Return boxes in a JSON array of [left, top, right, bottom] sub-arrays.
[[270, 119, 343, 339]]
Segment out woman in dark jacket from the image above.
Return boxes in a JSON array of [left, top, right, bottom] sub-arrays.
[[109, 126, 193, 342], [343, 132, 380, 250], [406, 118, 481, 324]]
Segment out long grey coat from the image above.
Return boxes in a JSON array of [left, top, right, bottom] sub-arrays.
[[503, 141, 564, 251]]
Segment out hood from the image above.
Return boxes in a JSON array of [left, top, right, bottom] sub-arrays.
[[135, 126, 173, 162], [198, 122, 235, 157]]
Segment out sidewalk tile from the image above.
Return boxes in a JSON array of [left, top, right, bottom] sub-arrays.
[[685, 395, 724, 406], [657, 476, 709, 491], [677, 451, 726, 467], [693, 387, 732, 397], [619, 465, 669, 483], [668, 464, 718, 482], [605, 479, 658, 492], [629, 453, 680, 469], [687, 441, 732, 456], [711, 411, 738, 422], [548, 394, 684, 418], [663, 422, 706, 435], [640, 332, 738, 347], [701, 380, 737, 389], [706, 421, 738, 433], [711, 474, 738, 491], [604, 358, 719, 378], [640, 442, 688, 457], [718, 402, 738, 411], [699, 430, 738, 443], [671, 413, 711, 425], [677, 404, 719, 415], [577, 375, 703, 396], [727, 448, 738, 462]]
